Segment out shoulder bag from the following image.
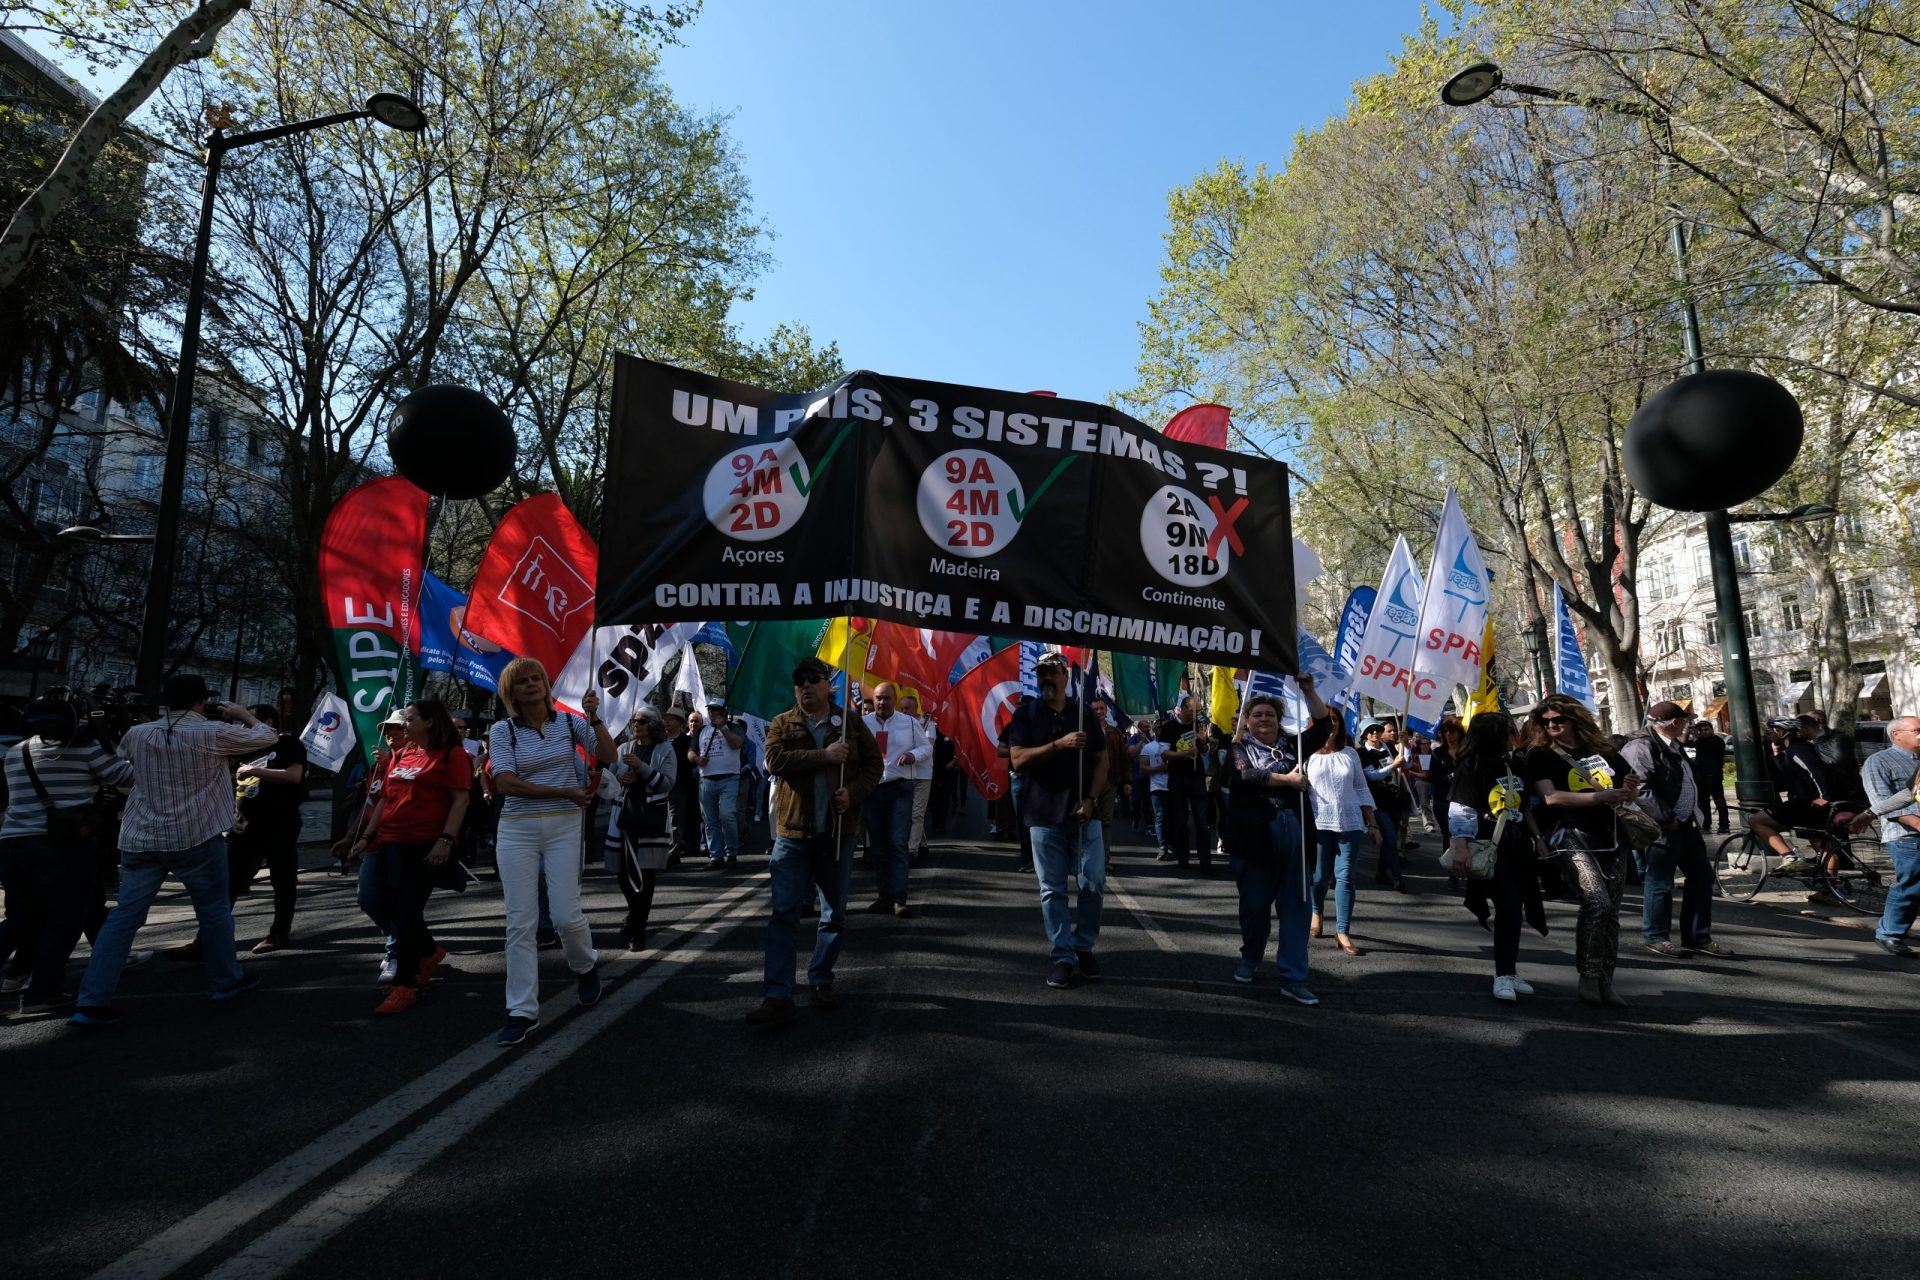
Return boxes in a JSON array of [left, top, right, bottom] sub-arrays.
[[619, 743, 671, 839], [1550, 746, 1659, 853], [21, 743, 104, 855]]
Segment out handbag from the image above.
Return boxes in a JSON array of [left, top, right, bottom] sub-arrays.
[[619, 743, 671, 839], [1439, 772, 1523, 880], [21, 742, 105, 854]]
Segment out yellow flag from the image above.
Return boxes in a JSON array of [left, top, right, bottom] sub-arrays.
[[1464, 616, 1500, 724], [817, 617, 869, 674], [1210, 664, 1241, 735]]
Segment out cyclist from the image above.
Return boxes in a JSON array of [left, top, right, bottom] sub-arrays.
[[1750, 717, 1837, 880]]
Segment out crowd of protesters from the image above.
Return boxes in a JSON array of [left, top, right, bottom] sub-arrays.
[[1, 650, 1913, 1046]]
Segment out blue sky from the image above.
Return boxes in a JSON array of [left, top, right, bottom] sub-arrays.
[[657, 1, 1428, 410]]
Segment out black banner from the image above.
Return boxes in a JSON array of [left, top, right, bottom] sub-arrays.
[[600, 355, 1296, 670]]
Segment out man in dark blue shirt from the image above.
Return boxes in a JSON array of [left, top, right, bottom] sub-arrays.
[[1006, 651, 1109, 990]]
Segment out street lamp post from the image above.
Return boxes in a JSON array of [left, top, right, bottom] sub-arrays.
[[1440, 62, 1789, 806], [135, 93, 427, 700], [1521, 612, 1551, 703]]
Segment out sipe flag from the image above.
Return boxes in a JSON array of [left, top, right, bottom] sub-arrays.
[[319, 476, 428, 763], [597, 356, 1297, 671], [1412, 487, 1492, 694], [938, 642, 1024, 801], [1346, 535, 1445, 732]]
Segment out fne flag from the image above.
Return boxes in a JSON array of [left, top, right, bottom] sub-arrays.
[[1330, 586, 1375, 737], [417, 572, 516, 692], [1346, 536, 1444, 730], [1412, 487, 1491, 693], [1553, 583, 1598, 713], [299, 692, 357, 773]]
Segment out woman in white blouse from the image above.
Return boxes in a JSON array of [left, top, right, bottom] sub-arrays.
[[1305, 718, 1378, 956]]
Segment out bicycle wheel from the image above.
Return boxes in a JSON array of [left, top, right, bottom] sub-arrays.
[[1715, 831, 1766, 901], [1826, 839, 1891, 917]]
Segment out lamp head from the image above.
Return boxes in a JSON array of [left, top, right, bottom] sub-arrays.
[[365, 92, 427, 132], [1441, 61, 1503, 108]]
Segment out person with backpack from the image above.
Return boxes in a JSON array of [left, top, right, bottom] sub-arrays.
[[1621, 702, 1733, 960], [0, 695, 134, 1013]]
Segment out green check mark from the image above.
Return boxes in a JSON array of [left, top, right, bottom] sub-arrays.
[[1008, 455, 1078, 522], [788, 421, 857, 496]]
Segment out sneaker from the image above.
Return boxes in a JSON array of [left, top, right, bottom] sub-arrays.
[[209, 973, 262, 1002], [1277, 982, 1320, 1007], [1045, 961, 1074, 989], [892, 903, 913, 919], [495, 1015, 539, 1046], [1075, 950, 1101, 981], [1876, 937, 1917, 958], [374, 986, 418, 1015], [1690, 939, 1736, 958], [535, 929, 561, 951], [863, 898, 893, 914], [1016, 864, 1033, 875], [1510, 975, 1535, 996], [164, 941, 203, 964], [66, 1005, 123, 1028], [1806, 890, 1844, 909], [250, 936, 287, 955], [809, 983, 839, 1010], [21, 990, 76, 1015], [1232, 959, 1256, 984], [745, 997, 796, 1027], [123, 948, 156, 971], [377, 957, 399, 984], [577, 966, 603, 1007], [1644, 939, 1691, 957], [415, 946, 448, 985], [1155, 850, 1174, 863], [1774, 856, 1817, 876], [1492, 975, 1518, 1003]]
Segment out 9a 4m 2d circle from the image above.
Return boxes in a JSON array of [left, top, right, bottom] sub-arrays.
[[1142, 485, 1230, 587], [704, 440, 809, 541], [916, 449, 1023, 559]]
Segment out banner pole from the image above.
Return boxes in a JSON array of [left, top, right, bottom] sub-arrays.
[[833, 616, 855, 847], [1298, 726, 1310, 904]]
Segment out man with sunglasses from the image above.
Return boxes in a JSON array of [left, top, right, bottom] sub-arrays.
[[1622, 701, 1733, 959], [750, 656, 882, 1026]]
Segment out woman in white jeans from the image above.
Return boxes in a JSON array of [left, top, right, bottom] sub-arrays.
[[486, 658, 616, 1047]]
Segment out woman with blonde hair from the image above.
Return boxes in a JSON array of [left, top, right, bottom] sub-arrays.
[[1521, 695, 1642, 1007], [486, 658, 617, 1047]]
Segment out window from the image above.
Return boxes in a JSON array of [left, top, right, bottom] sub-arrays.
[[1702, 615, 1719, 648], [1780, 595, 1803, 632], [1644, 559, 1675, 602], [132, 455, 163, 495], [1731, 534, 1754, 573], [1692, 545, 1712, 583], [1838, 512, 1869, 542], [1743, 605, 1762, 637], [1765, 535, 1792, 573], [245, 428, 265, 462], [1659, 620, 1688, 653], [1847, 581, 1878, 621]]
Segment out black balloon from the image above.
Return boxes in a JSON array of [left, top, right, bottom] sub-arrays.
[[1624, 370, 1803, 512], [387, 384, 516, 499]]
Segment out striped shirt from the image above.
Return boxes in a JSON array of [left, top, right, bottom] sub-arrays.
[[488, 710, 595, 818], [116, 712, 281, 852], [1, 737, 136, 838]]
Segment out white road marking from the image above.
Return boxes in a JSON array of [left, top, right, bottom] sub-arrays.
[[92, 879, 764, 1280], [1108, 875, 1181, 954]]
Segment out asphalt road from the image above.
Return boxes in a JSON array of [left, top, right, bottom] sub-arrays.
[[3, 804, 1916, 1280]]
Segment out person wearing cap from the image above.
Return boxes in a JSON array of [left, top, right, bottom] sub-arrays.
[[749, 655, 882, 1026], [68, 674, 280, 1027], [690, 696, 747, 870], [1622, 702, 1732, 959], [1751, 714, 1838, 881], [1006, 650, 1110, 989], [862, 681, 932, 917], [0, 695, 135, 1014]]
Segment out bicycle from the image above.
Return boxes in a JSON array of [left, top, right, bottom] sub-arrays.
[[1714, 811, 1891, 916]]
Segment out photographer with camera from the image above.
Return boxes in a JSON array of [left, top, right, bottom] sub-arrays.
[[67, 674, 279, 1028], [0, 694, 134, 1013]]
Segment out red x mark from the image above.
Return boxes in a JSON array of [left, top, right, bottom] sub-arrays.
[[1205, 496, 1249, 558]]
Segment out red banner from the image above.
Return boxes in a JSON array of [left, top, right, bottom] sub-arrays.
[[1162, 403, 1231, 451], [938, 643, 1024, 801], [463, 493, 600, 678], [320, 476, 429, 762]]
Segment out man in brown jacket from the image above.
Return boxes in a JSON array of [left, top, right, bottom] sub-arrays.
[[748, 655, 883, 1026]]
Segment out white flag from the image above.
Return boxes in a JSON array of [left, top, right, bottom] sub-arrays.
[[552, 621, 703, 731], [1412, 487, 1492, 693], [1345, 535, 1445, 729], [300, 692, 357, 772], [674, 642, 708, 715]]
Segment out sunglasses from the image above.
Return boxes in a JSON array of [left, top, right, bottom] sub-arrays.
[[792, 672, 827, 686], [1539, 716, 1568, 727]]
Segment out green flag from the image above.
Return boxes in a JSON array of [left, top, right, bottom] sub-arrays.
[[725, 620, 829, 719]]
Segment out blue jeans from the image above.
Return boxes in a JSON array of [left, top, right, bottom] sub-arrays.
[[356, 847, 398, 965], [1642, 822, 1713, 944], [1878, 834, 1920, 946], [1029, 820, 1106, 962], [1374, 809, 1405, 882], [1232, 810, 1310, 980], [1149, 791, 1168, 849], [1312, 829, 1361, 936], [764, 833, 853, 999], [863, 780, 914, 905], [79, 835, 244, 1006], [700, 776, 740, 862]]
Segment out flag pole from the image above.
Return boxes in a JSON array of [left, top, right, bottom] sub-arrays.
[[833, 616, 856, 846]]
